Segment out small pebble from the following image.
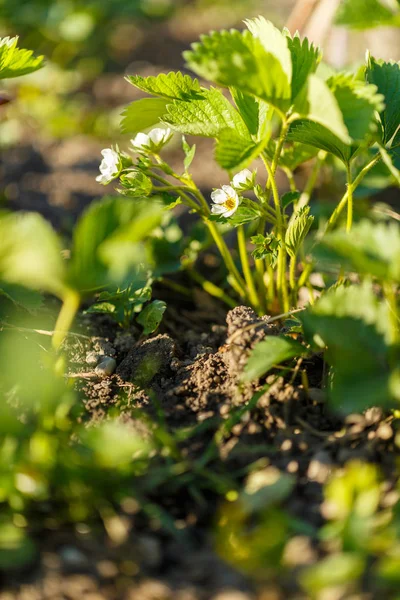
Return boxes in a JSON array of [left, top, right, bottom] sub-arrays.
[[60, 546, 89, 570], [95, 356, 117, 378], [86, 351, 99, 366]]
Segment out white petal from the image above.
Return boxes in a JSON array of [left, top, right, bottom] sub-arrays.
[[221, 185, 239, 200], [232, 168, 252, 187], [211, 204, 227, 214], [132, 132, 150, 149], [148, 128, 165, 145], [211, 188, 227, 204], [224, 204, 238, 218]]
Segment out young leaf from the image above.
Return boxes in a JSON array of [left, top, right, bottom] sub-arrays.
[[285, 206, 314, 258], [119, 170, 153, 197], [163, 87, 249, 138], [184, 28, 292, 112], [136, 299, 166, 334], [243, 335, 306, 382], [366, 55, 400, 144], [121, 98, 168, 134], [126, 71, 202, 100], [0, 37, 44, 80], [0, 212, 65, 297], [284, 30, 322, 101], [182, 136, 196, 170]]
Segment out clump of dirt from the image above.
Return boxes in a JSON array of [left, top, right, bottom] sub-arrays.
[[3, 305, 399, 600]]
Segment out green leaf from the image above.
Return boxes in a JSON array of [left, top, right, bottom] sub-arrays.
[[126, 71, 202, 100], [251, 233, 280, 264], [300, 282, 397, 412], [0, 37, 44, 80], [182, 136, 196, 170], [0, 212, 65, 297], [136, 299, 166, 334], [230, 88, 272, 140], [301, 553, 365, 595], [315, 219, 400, 284], [215, 128, 267, 171], [366, 55, 400, 143], [244, 17, 292, 86], [184, 27, 291, 112], [163, 87, 249, 138], [290, 74, 383, 163], [243, 335, 305, 382], [335, 0, 397, 29], [121, 98, 168, 134], [0, 284, 43, 312], [285, 206, 314, 258], [277, 142, 319, 171], [67, 197, 163, 293], [284, 30, 322, 101], [213, 202, 262, 227]]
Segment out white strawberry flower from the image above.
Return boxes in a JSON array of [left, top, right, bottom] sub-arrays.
[[96, 148, 121, 185], [131, 127, 173, 153], [0, 36, 17, 48], [211, 185, 240, 218], [231, 168, 256, 191]]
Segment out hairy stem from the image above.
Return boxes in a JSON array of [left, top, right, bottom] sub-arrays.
[[326, 154, 381, 231], [346, 162, 353, 233]]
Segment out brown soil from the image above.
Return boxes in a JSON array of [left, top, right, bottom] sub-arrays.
[[2, 302, 398, 600]]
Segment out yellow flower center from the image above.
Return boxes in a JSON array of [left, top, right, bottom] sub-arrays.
[[223, 196, 236, 211]]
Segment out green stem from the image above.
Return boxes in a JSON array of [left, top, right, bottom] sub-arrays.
[[189, 271, 236, 309], [237, 225, 261, 314], [346, 162, 353, 233], [383, 282, 400, 345], [52, 289, 81, 350], [206, 219, 247, 298], [296, 151, 326, 211], [326, 154, 381, 232], [289, 255, 297, 292]]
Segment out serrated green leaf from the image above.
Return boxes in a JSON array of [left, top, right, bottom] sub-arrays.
[[285, 206, 314, 258], [243, 335, 306, 382], [335, 0, 396, 29], [230, 88, 272, 141], [244, 17, 292, 84], [366, 56, 400, 143], [300, 282, 397, 412], [163, 87, 248, 138], [315, 219, 400, 283], [121, 98, 168, 134], [284, 31, 322, 101], [282, 191, 301, 209], [136, 299, 166, 334], [211, 200, 262, 227], [184, 28, 291, 112], [126, 71, 202, 100], [0, 212, 65, 297], [290, 74, 382, 163], [0, 37, 44, 80], [279, 142, 319, 170], [215, 128, 266, 171]]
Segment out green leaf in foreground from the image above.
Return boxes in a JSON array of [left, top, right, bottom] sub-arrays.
[[315, 219, 400, 284], [284, 30, 322, 101], [0, 212, 65, 297], [300, 283, 399, 412], [67, 196, 163, 293], [0, 36, 44, 80], [243, 335, 306, 382], [136, 300, 167, 334]]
